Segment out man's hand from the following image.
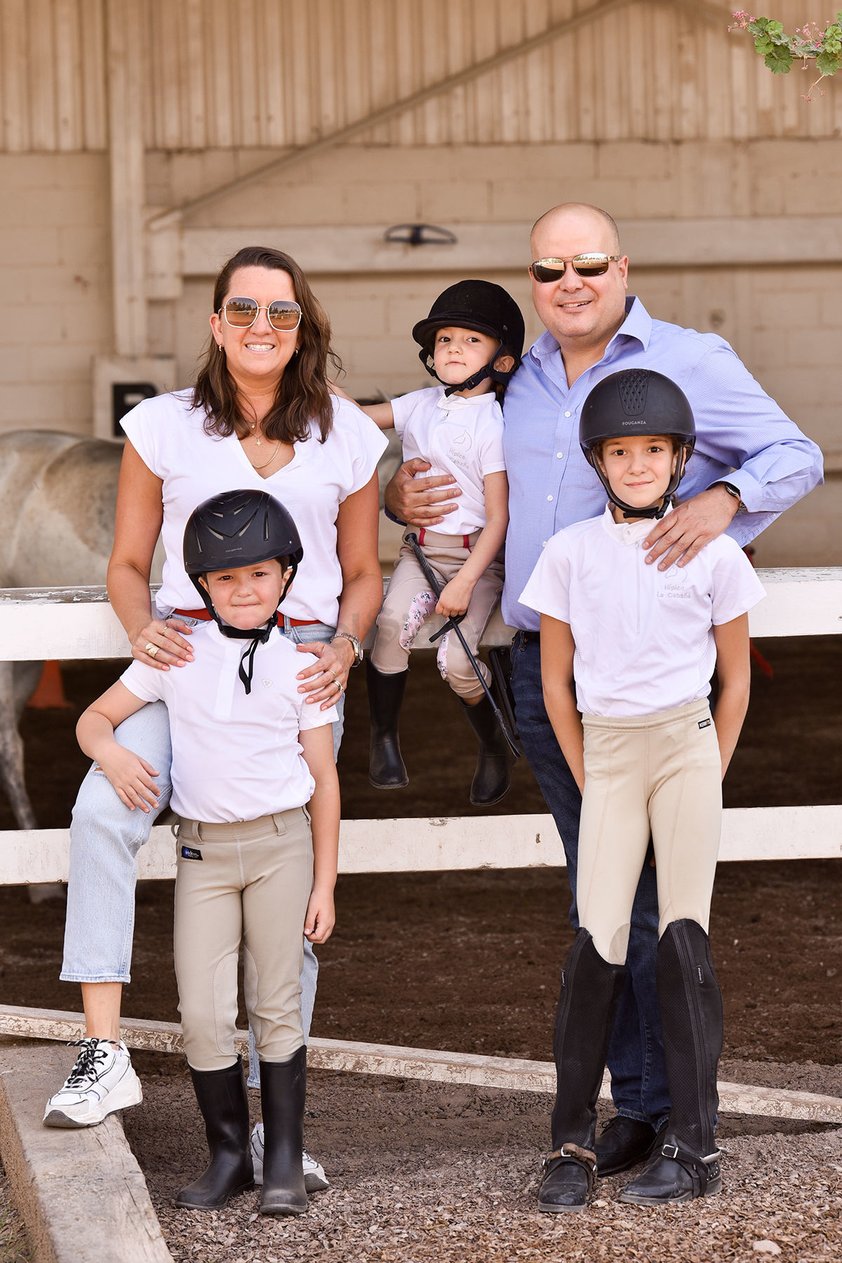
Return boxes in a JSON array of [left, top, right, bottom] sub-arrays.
[[383, 458, 461, 527], [643, 485, 739, 570]]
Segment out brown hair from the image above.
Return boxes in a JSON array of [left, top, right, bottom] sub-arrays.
[[192, 245, 341, 443]]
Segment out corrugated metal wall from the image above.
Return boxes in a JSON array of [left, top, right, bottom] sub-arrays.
[[2, 0, 840, 152]]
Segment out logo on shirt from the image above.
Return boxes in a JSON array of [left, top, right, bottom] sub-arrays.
[[658, 579, 692, 601]]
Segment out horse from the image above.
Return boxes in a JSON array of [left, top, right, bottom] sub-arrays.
[[0, 431, 126, 899]]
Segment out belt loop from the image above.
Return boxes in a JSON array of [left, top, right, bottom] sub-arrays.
[[271, 811, 287, 836]]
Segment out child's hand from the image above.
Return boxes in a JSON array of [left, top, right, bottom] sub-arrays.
[[436, 575, 474, 618], [95, 745, 160, 813], [304, 886, 336, 945]]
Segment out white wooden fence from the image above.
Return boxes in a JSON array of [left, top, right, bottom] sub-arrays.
[[1, 573, 841, 1121]]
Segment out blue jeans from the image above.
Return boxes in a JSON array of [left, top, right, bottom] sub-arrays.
[[61, 619, 343, 1082], [510, 632, 670, 1127]]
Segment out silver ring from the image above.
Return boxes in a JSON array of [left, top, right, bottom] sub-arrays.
[[336, 679, 343, 693], [145, 642, 159, 659]]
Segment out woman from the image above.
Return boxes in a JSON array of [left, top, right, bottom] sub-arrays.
[[45, 247, 387, 1196]]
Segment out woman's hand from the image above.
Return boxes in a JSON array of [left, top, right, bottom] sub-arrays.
[[131, 617, 195, 670], [296, 637, 354, 709]]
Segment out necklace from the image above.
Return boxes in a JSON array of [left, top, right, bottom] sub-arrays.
[[246, 438, 281, 472]]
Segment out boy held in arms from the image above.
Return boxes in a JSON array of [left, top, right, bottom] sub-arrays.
[[520, 370, 765, 1212], [47, 489, 339, 1218], [362, 280, 524, 806]]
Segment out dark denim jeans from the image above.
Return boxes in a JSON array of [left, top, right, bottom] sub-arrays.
[[510, 632, 670, 1127]]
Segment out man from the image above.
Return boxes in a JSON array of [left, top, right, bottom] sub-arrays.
[[385, 203, 823, 1200]]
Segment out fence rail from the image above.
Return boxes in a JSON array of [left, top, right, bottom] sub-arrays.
[[1, 573, 839, 1107]]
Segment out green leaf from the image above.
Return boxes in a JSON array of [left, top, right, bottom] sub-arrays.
[[764, 47, 793, 73], [816, 51, 842, 76]]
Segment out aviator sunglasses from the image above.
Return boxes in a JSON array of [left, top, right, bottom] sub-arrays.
[[529, 254, 621, 283], [220, 296, 302, 331]]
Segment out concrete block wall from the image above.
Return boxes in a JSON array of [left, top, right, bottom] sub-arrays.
[[0, 155, 110, 437], [1, 139, 839, 564]]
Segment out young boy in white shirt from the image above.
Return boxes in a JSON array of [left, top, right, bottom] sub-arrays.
[[362, 280, 524, 805], [520, 369, 765, 1213], [64, 489, 339, 1218]]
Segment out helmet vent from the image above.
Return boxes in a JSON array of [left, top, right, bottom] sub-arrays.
[[616, 370, 649, 416]]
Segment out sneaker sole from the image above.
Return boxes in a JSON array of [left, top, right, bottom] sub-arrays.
[[43, 1076, 143, 1129]]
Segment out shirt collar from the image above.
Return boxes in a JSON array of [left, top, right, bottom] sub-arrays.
[[528, 295, 652, 368], [435, 387, 492, 414], [600, 499, 673, 545]]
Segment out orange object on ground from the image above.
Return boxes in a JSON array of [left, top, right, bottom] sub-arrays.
[[27, 661, 72, 710]]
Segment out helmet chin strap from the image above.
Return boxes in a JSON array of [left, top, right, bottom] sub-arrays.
[[614, 496, 672, 520], [421, 341, 509, 397], [197, 565, 297, 694]]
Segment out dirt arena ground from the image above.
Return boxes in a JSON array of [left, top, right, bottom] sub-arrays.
[[0, 636, 840, 1261]]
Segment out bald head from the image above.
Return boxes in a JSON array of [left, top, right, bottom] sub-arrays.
[[531, 203, 621, 256]]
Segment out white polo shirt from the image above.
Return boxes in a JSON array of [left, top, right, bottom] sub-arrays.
[[391, 386, 506, 535], [121, 623, 338, 823], [122, 390, 388, 625], [519, 505, 766, 717]]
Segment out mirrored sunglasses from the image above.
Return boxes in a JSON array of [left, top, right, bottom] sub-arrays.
[[529, 254, 621, 283], [220, 297, 302, 331]]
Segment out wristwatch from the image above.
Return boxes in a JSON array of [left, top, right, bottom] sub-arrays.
[[714, 481, 746, 514], [332, 630, 364, 666]]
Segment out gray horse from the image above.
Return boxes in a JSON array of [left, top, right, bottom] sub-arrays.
[[0, 430, 124, 839]]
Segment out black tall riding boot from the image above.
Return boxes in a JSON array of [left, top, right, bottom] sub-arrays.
[[258, 1046, 308, 1216], [460, 694, 511, 805], [175, 1056, 254, 1209], [620, 919, 723, 1205], [538, 930, 626, 1213], [366, 661, 409, 789]]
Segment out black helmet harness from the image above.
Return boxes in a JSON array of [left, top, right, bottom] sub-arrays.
[[183, 489, 304, 694], [411, 280, 526, 397], [579, 369, 696, 520]]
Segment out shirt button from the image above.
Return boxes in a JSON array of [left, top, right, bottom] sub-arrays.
[[547, 495, 553, 502], [556, 451, 563, 459], [564, 410, 572, 418]]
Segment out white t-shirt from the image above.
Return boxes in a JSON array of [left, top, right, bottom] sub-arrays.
[[121, 623, 338, 823], [519, 505, 766, 717], [121, 390, 388, 625], [391, 386, 506, 535]]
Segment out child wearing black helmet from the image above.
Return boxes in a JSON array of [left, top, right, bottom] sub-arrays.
[[72, 489, 339, 1219], [362, 279, 525, 805], [519, 369, 765, 1213]]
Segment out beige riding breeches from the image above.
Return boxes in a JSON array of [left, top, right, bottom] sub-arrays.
[[577, 699, 723, 966], [174, 809, 313, 1070], [371, 530, 504, 699]]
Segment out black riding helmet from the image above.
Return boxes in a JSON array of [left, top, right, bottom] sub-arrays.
[[579, 369, 696, 520], [183, 489, 304, 693], [411, 280, 525, 397]]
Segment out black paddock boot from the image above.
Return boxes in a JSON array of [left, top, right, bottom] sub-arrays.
[[175, 1056, 254, 1209], [366, 661, 409, 789], [460, 695, 511, 806], [259, 1046, 308, 1216], [620, 920, 723, 1206], [538, 930, 626, 1213]]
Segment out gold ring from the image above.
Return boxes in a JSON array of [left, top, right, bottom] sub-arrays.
[[145, 642, 159, 659]]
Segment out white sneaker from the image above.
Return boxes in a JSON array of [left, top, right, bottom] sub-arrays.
[[43, 1038, 142, 1128], [250, 1122, 330, 1193]]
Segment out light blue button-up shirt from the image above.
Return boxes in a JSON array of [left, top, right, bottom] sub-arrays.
[[502, 296, 824, 630]]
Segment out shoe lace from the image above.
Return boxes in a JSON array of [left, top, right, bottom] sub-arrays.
[[64, 1038, 108, 1087]]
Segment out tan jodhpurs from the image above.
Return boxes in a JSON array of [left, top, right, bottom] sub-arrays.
[[174, 809, 313, 1071], [577, 700, 722, 966], [370, 530, 504, 699]]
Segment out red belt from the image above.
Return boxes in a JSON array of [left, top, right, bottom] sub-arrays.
[[173, 607, 320, 627], [417, 528, 472, 548]]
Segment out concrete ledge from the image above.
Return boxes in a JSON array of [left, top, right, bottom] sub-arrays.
[[0, 1040, 172, 1263]]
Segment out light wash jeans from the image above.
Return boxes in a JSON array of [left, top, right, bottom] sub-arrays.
[[61, 617, 344, 1088]]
